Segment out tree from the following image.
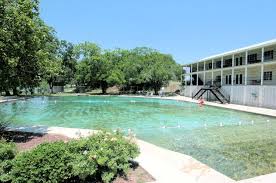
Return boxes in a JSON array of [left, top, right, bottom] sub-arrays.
[[0, 0, 57, 95], [58, 40, 77, 85], [140, 52, 176, 95]]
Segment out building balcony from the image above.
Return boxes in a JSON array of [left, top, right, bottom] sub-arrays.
[[213, 61, 222, 69]]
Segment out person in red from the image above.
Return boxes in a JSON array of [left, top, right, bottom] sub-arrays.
[[198, 97, 205, 107]]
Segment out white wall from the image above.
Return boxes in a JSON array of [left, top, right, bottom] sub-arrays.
[[182, 85, 276, 109]]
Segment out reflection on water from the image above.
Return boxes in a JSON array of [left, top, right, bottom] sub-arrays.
[[0, 96, 276, 180]]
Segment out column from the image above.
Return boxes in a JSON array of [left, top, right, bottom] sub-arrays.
[[261, 65, 264, 85], [196, 63, 199, 86], [260, 47, 264, 107], [245, 51, 248, 65], [190, 65, 193, 86], [211, 59, 214, 85], [243, 66, 248, 105], [261, 47, 264, 62], [231, 68, 234, 85], [231, 68, 234, 103], [245, 67, 247, 85], [203, 61, 206, 85], [221, 57, 223, 68], [221, 70, 223, 86], [212, 59, 214, 69], [212, 71, 214, 85], [232, 54, 235, 67]]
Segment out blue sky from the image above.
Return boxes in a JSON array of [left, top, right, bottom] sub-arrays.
[[40, 0, 276, 64]]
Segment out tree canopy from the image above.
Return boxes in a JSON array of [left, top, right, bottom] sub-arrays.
[[75, 45, 181, 94], [0, 0, 181, 95]]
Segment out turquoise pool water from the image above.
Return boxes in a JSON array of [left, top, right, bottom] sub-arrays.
[[1, 96, 276, 180]]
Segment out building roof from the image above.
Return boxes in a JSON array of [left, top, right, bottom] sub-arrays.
[[183, 39, 276, 66]]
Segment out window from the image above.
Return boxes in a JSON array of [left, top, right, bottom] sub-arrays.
[[240, 74, 243, 84], [224, 59, 232, 67], [248, 54, 258, 62], [264, 50, 274, 61], [216, 61, 221, 68], [216, 75, 221, 82], [240, 57, 243, 65], [264, 71, 272, 81], [209, 63, 212, 69], [235, 74, 243, 84], [225, 75, 232, 85], [236, 58, 239, 66]]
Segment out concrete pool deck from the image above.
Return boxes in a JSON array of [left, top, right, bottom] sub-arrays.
[[9, 126, 276, 183], [125, 95, 276, 118], [0, 96, 29, 103]]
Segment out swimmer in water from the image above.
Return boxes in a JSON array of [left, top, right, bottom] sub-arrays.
[[198, 97, 204, 107]]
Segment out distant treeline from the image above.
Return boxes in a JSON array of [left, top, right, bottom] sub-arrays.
[[0, 0, 181, 95]]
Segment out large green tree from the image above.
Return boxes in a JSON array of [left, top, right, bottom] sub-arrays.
[[140, 52, 177, 94], [75, 43, 126, 94], [0, 0, 55, 95], [58, 40, 77, 85]]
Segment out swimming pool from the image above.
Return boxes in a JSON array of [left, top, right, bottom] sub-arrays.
[[1, 96, 276, 180]]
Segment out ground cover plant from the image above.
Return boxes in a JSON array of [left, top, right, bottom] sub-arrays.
[[0, 131, 140, 183]]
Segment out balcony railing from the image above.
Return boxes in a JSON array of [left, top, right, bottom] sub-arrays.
[[264, 50, 275, 62], [198, 66, 204, 71], [247, 77, 261, 85], [213, 61, 221, 69], [248, 59, 261, 64]]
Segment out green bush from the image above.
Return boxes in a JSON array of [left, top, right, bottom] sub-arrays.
[[68, 131, 140, 182], [3, 131, 140, 183], [0, 140, 17, 182], [8, 141, 75, 183], [0, 140, 16, 162]]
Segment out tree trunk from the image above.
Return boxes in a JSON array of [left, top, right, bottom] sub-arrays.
[[13, 88, 18, 96], [30, 88, 34, 95], [48, 78, 54, 94], [102, 86, 107, 94], [101, 82, 108, 94], [50, 84, 53, 94], [154, 87, 158, 95], [5, 90, 11, 96]]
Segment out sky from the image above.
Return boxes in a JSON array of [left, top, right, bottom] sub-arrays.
[[40, 0, 276, 64]]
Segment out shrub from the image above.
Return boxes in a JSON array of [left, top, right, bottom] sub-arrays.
[[8, 141, 75, 183], [0, 140, 17, 182], [0, 140, 16, 162], [68, 131, 140, 182], [3, 131, 140, 183]]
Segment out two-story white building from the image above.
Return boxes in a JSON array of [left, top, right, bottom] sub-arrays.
[[181, 39, 276, 109]]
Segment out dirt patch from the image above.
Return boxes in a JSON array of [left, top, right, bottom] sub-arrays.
[[114, 165, 155, 183], [1, 131, 70, 151], [1, 131, 155, 183]]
